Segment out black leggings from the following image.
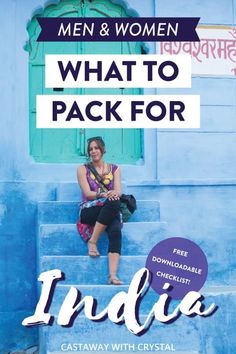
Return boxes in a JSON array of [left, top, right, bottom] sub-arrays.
[[80, 199, 122, 254]]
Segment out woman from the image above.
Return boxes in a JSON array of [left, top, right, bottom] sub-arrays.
[[77, 136, 123, 285]]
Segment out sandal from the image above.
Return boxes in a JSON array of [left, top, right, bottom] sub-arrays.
[[88, 240, 100, 257], [108, 275, 123, 285]]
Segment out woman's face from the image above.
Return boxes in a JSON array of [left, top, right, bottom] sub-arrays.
[[88, 140, 103, 162]]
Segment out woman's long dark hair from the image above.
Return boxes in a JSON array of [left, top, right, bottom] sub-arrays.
[[87, 136, 106, 156]]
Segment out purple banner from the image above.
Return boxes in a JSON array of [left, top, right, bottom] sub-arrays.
[[37, 17, 200, 42]]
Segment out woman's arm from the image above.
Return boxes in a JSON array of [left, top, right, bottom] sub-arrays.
[[77, 165, 104, 200], [113, 166, 122, 196]]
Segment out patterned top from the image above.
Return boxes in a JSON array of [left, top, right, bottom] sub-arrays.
[[77, 163, 120, 242], [83, 163, 118, 201]]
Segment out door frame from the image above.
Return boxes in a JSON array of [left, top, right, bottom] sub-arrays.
[[22, 0, 157, 182]]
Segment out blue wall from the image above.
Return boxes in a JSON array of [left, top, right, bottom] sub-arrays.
[[0, 183, 57, 352], [0, 0, 236, 352]]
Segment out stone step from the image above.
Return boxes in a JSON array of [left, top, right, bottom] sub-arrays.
[[40, 315, 201, 353], [38, 200, 160, 224], [39, 221, 167, 256], [40, 249, 236, 287], [56, 183, 82, 201], [38, 291, 236, 354], [40, 256, 146, 285], [39, 223, 236, 286]]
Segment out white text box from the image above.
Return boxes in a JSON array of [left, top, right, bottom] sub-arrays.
[[37, 95, 200, 129], [45, 54, 191, 88]]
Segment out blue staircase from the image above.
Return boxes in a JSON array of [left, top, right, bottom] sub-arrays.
[[37, 183, 235, 354]]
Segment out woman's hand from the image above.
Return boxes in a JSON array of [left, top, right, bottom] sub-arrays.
[[99, 191, 108, 198], [106, 190, 120, 201]]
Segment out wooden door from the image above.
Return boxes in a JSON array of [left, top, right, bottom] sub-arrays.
[[27, 0, 143, 163]]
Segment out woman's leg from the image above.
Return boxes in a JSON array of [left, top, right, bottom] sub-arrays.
[[108, 253, 121, 282], [106, 216, 122, 284], [88, 222, 106, 256], [89, 200, 120, 256], [80, 200, 120, 257], [80, 206, 104, 256]]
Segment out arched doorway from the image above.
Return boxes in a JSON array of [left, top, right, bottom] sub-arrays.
[[26, 0, 144, 164]]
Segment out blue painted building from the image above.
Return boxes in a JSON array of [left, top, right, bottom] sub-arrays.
[[0, 0, 236, 353]]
